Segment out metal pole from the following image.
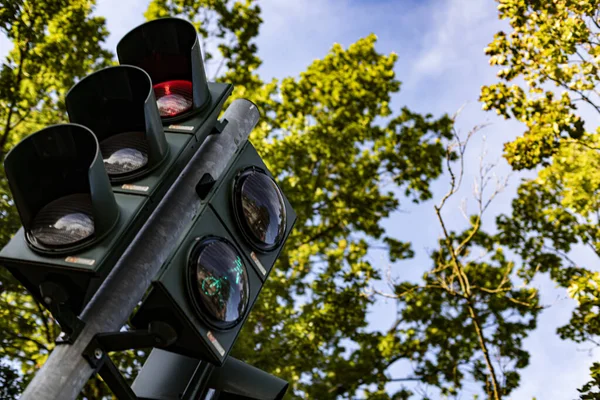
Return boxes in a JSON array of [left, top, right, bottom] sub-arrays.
[[20, 99, 260, 400]]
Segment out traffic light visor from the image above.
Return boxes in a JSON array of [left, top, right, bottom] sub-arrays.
[[4, 124, 119, 253], [66, 65, 168, 183], [117, 18, 210, 120], [187, 237, 250, 329], [233, 168, 287, 252]]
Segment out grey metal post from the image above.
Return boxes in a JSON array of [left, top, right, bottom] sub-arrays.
[[20, 99, 260, 400]]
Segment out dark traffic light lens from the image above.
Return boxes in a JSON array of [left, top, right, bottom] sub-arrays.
[[29, 193, 95, 248], [234, 169, 286, 251], [99, 131, 149, 177], [153, 80, 193, 118], [188, 237, 249, 328]]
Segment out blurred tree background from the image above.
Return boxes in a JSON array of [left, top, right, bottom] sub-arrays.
[[0, 0, 599, 399]]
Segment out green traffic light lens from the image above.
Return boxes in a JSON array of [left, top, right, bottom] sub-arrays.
[[188, 237, 249, 329], [233, 168, 286, 252], [99, 131, 149, 177], [28, 193, 95, 248]]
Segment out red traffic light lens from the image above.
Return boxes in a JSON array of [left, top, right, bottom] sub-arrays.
[[153, 80, 193, 118]]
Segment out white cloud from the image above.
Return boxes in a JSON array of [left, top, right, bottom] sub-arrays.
[[410, 0, 498, 80]]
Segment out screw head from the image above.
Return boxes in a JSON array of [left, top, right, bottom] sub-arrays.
[[43, 296, 52, 305], [94, 349, 103, 360]]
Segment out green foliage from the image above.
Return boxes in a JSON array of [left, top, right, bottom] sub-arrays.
[[481, 0, 600, 395], [0, 362, 23, 398], [479, 0, 597, 170], [0, 1, 456, 399], [0, 0, 112, 154], [580, 362, 600, 399], [229, 33, 454, 398], [393, 228, 540, 398], [376, 125, 542, 399]]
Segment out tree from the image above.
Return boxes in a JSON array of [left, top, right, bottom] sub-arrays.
[[371, 125, 541, 400], [0, 0, 113, 397], [0, 362, 23, 399], [480, 0, 600, 393], [0, 0, 456, 398]]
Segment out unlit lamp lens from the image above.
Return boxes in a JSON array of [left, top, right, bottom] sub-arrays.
[[153, 80, 193, 118], [234, 169, 286, 251], [29, 193, 95, 248], [99, 131, 149, 177]]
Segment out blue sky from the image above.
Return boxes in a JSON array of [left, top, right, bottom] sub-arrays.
[[1, 0, 598, 398]]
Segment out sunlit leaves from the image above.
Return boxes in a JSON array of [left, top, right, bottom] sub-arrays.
[[482, 0, 600, 394], [579, 362, 600, 399], [480, 0, 598, 169], [226, 32, 453, 400]]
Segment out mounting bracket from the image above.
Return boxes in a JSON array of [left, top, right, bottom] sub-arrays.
[[82, 321, 178, 400], [210, 118, 229, 135], [39, 281, 85, 345]]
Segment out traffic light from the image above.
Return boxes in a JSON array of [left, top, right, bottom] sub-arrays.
[[131, 140, 296, 366], [116, 17, 231, 139], [0, 18, 232, 334], [0, 123, 145, 330]]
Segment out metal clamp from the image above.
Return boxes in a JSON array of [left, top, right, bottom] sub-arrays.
[[210, 118, 229, 135], [82, 321, 178, 400]]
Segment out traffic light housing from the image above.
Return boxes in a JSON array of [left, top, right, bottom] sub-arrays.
[[0, 124, 146, 329], [131, 140, 296, 365], [0, 19, 232, 334]]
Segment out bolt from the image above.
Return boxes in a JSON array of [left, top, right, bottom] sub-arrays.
[[43, 296, 52, 305], [94, 349, 103, 360]]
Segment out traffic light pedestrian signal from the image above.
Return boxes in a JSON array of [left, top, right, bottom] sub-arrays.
[[131, 140, 296, 365]]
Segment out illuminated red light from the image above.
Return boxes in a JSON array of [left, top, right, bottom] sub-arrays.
[[153, 80, 193, 118]]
